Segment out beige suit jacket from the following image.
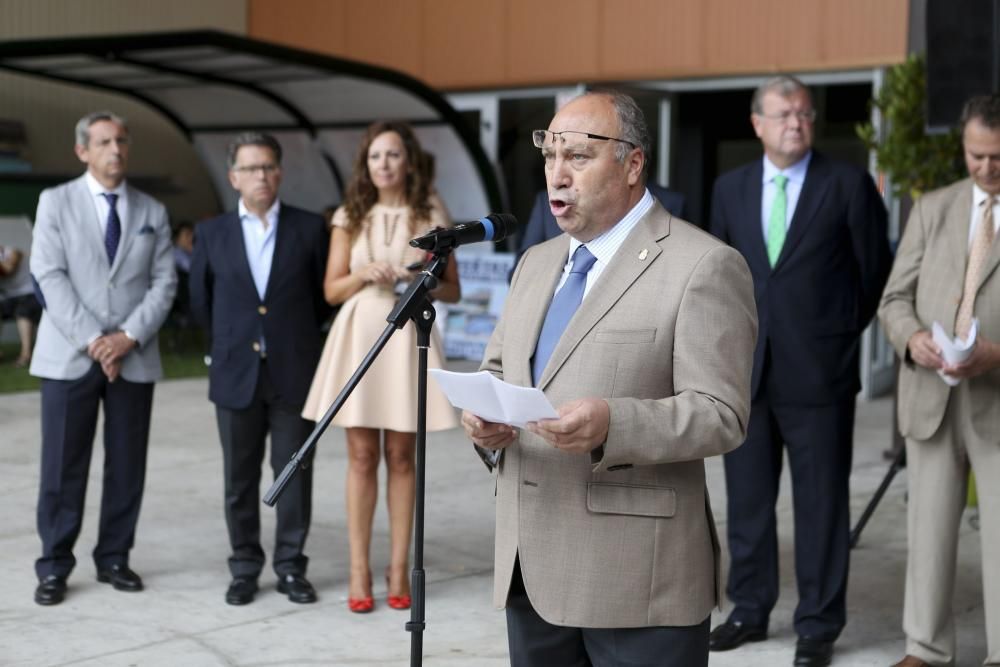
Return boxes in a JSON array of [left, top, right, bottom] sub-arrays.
[[879, 178, 1000, 440], [482, 202, 757, 628]]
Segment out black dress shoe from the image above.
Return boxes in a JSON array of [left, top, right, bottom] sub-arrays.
[[277, 574, 317, 604], [96, 564, 144, 592], [708, 619, 768, 651], [225, 577, 258, 605], [34, 575, 68, 606], [794, 637, 834, 667]]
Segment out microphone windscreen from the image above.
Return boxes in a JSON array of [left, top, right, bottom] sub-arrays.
[[485, 213, 518, 241]]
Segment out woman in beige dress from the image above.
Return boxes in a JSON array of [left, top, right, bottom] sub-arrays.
[[303, 122, 460, 613]]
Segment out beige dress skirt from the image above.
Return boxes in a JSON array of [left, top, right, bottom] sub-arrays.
[[301, 203, 458, 432]]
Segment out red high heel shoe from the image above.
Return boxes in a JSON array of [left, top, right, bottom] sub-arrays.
[[348, 572, 374, 613], [386, 568, 411, 610], [348, 595, 374, 613]]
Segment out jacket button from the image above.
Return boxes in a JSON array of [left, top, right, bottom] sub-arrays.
[[258, 305, 267, 315], [252, 342, 261, 352]]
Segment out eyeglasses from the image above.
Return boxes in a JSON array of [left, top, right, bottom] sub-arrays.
[[232, 163, 280, 175], [756, 109, 817, 124], [532, 129, 638, 150]]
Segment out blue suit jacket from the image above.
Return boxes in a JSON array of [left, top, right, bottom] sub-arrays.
[[513, 183, 686, 272], [710, 151, 892, 404], [189, 203, 330, 410]]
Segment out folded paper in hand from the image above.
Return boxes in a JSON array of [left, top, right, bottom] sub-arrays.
[[429, 369, 558, 427], [932, 319, 977, 386]]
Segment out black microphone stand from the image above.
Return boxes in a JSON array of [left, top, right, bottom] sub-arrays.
[[264, 250, 450, 667]]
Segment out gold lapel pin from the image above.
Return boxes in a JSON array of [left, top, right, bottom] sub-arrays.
[[638, 248, 649, 261]]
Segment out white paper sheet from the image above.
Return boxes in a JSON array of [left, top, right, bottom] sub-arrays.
[[428, 369, 559, 427], [932, 319, 977, 386]]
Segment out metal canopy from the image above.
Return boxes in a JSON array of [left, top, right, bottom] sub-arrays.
[[0, 30, 501, 220]]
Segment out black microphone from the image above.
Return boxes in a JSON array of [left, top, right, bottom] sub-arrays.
[[409, 213, 518, 252]]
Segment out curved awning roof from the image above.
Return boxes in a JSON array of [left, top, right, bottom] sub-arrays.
[[0, 30, 501, 220]]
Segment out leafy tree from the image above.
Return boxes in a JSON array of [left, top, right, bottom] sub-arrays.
[[856, 53, 965, 199]]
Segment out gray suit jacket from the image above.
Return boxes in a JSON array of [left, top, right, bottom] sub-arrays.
[[482, 202, 758, 628], [29, 175, 176, 382], [879, 178, 1000, 440]]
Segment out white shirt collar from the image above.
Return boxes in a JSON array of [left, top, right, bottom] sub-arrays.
[[85, 171, 126, 198], [762, 151, 812, 184], [567, 188, 655, 265], [239, 198, 281, 227], [973, 183, 999, 207]]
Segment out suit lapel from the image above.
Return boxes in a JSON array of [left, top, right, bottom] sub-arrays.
[[70, 176, 108, 267], [944, 183, 974, 285], [774, 153, 830, 270], [263, 204, 292, 300], [108, 184, 138, 278], [538, 209, 668, 389], [741, 161, 769, 273], [224, 212, 260, 300], [514, 236, 570, 387]]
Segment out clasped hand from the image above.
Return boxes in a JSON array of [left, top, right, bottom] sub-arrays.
[[361, 261, 409, 287], [907, 329, 1000, 379], [87, 331, 137, 382], [462, 398, 610, 455]]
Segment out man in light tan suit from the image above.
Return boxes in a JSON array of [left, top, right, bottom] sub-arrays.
[[462, 91, 757, 666], [879, 94, 1000, 667]]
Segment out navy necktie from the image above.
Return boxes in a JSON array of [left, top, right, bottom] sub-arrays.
[[532, 245, 597, 385], [103, 193, 121, 265]]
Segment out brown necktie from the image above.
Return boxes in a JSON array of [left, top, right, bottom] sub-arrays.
[[955, 195, 996, 339]]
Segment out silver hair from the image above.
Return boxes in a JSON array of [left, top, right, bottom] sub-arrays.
[[226, 131, 283, 169], [586, 89, 651, 165], [751, 75, 811, 115], [74, 111, 128, 147]]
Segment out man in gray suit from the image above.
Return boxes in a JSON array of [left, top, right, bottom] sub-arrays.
[[879, 94, 1000, 667], [462, 91, 757, 666], [29, 111, 176, 606]]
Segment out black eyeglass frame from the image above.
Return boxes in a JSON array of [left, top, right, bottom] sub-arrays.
[[532, 129, 638, 150]]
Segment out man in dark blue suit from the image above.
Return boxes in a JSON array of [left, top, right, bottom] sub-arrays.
[[190, 132, 329, 606], [708, 76, 891, 666], [513, 183, 685, 270]]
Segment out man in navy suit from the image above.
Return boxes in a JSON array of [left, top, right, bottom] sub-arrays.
[[190, 132, 329, 606], [513, 183, 685, 270], [708, 75, 891, 666]]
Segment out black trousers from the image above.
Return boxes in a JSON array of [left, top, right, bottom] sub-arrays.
[[505, 559, 710, 667], [722, 387, 855, 640], [215, 361, 313, 579], [36, 363, 154, 578]]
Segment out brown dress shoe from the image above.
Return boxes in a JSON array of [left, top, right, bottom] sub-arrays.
[[891, 656, 930, 667]]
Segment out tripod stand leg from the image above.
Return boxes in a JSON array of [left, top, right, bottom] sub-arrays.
[[850, 446, 907, 548]]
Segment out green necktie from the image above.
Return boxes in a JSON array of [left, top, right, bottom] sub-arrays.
[[767, 174, 788, 267]]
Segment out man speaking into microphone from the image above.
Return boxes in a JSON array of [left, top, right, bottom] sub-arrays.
[[462, 91, 758, 666]]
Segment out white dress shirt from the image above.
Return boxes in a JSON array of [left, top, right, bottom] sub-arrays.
[[760, 152, 812, 241], [239, 198, 280, 300], [85, 171, 128, 236]]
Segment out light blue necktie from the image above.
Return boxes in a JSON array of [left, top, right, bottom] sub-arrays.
[[532, 245, 597, 385]]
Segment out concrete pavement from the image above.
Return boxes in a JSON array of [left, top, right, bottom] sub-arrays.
[[0, 373, 989, 666]]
